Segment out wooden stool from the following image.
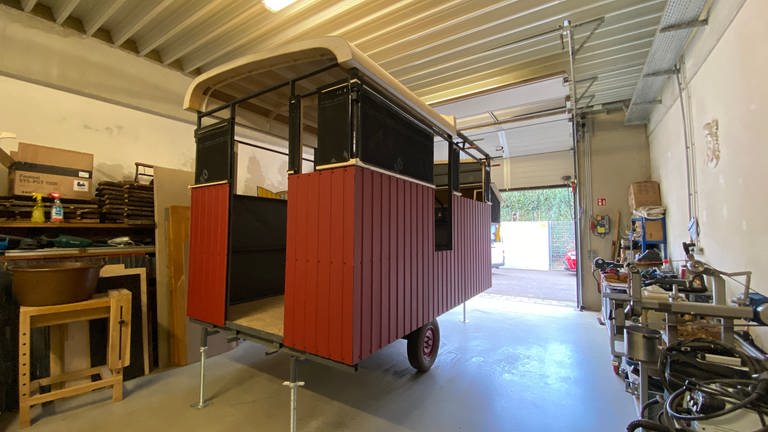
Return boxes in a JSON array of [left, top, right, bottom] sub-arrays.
[[18, 289, 131, 428]]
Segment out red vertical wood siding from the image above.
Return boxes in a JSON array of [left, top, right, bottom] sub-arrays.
[[187, 183, 230, 327], [284, 166, 491, 365]]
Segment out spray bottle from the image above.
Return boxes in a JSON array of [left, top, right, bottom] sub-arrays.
[[31, 193, 45, 223], [49, 192, 64, 223]]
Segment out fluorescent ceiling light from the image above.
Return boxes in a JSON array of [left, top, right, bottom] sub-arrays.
[[263, 0, 297, 12]]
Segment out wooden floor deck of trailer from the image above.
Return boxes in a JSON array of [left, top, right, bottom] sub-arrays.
[[227, 296, 285, 341]]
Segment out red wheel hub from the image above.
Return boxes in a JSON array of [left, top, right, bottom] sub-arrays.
[[423, 326, 435, 358]]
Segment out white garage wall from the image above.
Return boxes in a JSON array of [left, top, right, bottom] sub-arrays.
[[648, 0, 768, 344], [0, 75, 301, 195], [580, 112, 650, 311], [0, 75, 196, 188]]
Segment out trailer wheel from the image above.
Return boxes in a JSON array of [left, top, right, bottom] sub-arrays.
[[407, 320, 440, 372]]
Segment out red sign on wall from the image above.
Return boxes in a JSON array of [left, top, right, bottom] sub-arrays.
[[597, 197, 607, 206]]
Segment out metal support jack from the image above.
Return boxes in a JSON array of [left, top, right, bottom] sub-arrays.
[[282, 356, 305, 432], [191, 326, 217, 409]]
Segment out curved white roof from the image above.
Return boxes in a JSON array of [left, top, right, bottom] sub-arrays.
[[184, 36, 456, 136]]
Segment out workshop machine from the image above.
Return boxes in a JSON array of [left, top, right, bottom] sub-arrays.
[[597, 243, 768, 431]]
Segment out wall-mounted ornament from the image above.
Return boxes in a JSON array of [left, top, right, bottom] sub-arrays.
[[703, 119, 720, 168]]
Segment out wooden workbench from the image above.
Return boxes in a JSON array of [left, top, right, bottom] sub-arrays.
[[17, 289, 131, 428]]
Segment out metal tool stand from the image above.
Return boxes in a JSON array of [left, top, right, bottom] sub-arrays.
[[622, 259, 760, 416], [638, 362, 649, 414], [283, 356, 305, 432], [192, 326, 216, 409]]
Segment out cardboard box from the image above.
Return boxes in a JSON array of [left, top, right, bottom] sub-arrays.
[[628, 181, 661, 210], [2, 143, 93, 200], [17, 143, 93, 171], [644, 220, 664, 241]]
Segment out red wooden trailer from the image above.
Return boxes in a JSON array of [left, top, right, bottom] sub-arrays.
[[183, 37, 494, 381]]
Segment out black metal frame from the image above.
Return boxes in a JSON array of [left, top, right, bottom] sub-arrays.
[[193, 62, 494, 257]]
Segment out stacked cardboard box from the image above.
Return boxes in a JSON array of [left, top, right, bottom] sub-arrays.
[[1, 143, 94, 201], [96, 181, 154, 224], [628, 181, 661, 210]]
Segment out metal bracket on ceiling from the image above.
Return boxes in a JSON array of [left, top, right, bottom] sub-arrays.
[[573, 17, 605, 57], [660, 19, 708, 33], [489, 15, 603, 56], [633, 100, 662, 106], [642, 69, 677, 78], [579, 95, 596, 110], [575, 76, 597, 106]]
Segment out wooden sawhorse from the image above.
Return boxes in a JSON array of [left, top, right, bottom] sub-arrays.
[[18, 289, 131, 428]]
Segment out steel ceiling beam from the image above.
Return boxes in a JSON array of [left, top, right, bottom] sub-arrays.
[[377, 0, 664, 73], [329, 0, 415, 39], [182, 0, 368, 73], [7, 0, 670, 116], [84, 0, 127, 37], [350, 0, 464, 47], [53, 0, 80, 25], [162, 5, 262, 65], [20, 0, 37, 13], [112, 0, 174, 46], [138, 0, 224, 57]]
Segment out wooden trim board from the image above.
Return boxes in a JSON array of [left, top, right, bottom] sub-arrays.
[[167, 205, 190, 366], [100, 264, 149, 376]]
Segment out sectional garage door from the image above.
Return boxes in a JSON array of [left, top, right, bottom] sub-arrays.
[[491, 149, 574, 190]]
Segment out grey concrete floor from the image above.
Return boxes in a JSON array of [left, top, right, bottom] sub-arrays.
[[0, 294, 636, 432], [487, 268, 577, 305]]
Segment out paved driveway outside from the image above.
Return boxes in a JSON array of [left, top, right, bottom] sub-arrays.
[[487, 267, 577, 305]]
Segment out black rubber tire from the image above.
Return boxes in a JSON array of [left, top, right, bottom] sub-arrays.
[[406, 320, 440, 372]]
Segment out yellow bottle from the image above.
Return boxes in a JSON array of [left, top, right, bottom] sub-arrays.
[[31, 193, 45, 223]]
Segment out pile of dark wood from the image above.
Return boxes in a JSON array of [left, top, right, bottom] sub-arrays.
[[96, 181, 154, 224], [0, 196, 100, 222]]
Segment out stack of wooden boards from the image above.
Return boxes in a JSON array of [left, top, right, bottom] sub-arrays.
[[96, 181, 154, 224], [0, 196, 100, 222]]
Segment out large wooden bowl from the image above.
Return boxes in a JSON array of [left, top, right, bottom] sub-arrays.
[[10, 262, 101, 306]]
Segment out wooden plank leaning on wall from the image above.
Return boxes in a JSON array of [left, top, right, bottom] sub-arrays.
[[168, 205, 190, 366]]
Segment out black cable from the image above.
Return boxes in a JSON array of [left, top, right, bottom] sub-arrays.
[[654, 339, 768, 428], [626, 419, 672, 432], [666, 384, 760, 421], [641, 396, 662, 418], [659, 338, 766, 393]]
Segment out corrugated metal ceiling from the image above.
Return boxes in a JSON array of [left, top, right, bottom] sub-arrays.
[[6, 0, 680, 157], [10, 0, 666, 109]]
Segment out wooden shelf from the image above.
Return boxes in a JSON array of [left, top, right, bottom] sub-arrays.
[[0, 222, 154, 229], [1, 246, 155, 261]]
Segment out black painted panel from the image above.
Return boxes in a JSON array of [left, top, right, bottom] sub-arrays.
[[358, 87, 433, 184], [316, 84, 352, 166], [227, 195, 287, 304], [194, 119, 233, 185]]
